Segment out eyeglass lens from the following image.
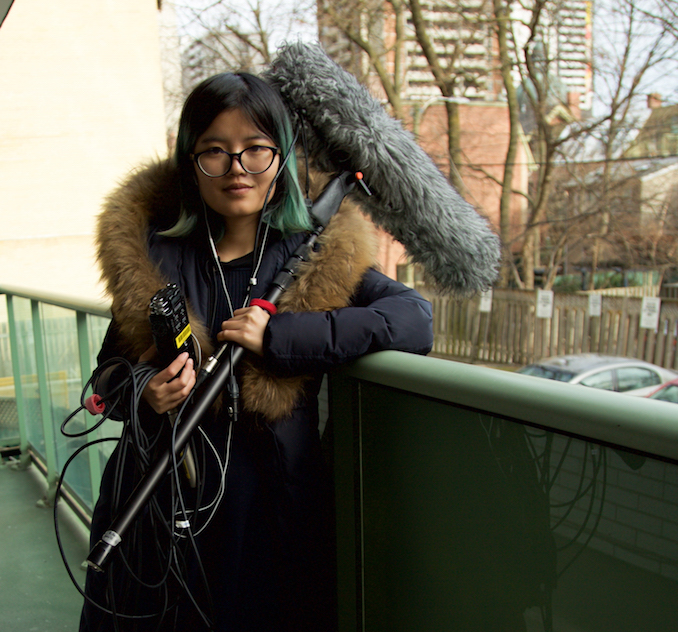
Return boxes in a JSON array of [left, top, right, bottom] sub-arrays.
[[198, 146, 276, 177]]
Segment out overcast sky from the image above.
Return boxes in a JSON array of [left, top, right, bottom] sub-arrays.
[[173, 0, 318, 49]]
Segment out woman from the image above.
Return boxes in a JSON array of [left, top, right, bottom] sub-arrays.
[[80, 71, 433, 632]]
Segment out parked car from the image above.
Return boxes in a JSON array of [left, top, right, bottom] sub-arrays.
[[517, 354, 678, 397], [647, 378, 678, 403]]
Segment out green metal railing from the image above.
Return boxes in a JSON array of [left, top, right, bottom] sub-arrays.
[[0, 284, 112, 515], [2, 284, 677, 630], [331, 353, 678, 631]]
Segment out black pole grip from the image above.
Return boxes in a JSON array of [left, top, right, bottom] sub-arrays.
[[86, 345, 244, 571]]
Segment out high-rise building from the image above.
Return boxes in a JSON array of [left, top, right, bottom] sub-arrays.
[[510, 0, 593, 111], [551, 0, 593, 110], [318, 0, 593, 110], [405, 0, 497, 101]]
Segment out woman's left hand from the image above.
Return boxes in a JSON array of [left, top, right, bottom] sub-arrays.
[[217, 306, 270, 356]]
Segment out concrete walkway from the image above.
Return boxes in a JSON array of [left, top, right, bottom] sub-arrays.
[[0, 458, 89, 631]]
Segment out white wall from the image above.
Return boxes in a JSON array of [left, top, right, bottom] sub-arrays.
[[0, 0, 169, 300]]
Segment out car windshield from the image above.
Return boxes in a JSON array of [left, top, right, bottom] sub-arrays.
[[649, 384, 678, 404], [518, 365, 577, 382]]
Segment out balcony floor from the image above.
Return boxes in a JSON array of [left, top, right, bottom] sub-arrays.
[[0, 457, 89, 630]]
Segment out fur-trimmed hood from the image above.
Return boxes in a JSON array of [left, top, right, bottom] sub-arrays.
[[97, 158, 379, 420]]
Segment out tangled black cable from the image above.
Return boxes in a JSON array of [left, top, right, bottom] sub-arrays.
[[56, 356, 226, 630]]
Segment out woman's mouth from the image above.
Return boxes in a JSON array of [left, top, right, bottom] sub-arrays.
[[224, 183, 253, 194]]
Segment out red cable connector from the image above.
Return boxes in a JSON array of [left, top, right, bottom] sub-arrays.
[[85, 394, 106, 415]]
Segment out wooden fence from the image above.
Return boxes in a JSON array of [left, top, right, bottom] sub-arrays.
[[423, 289, 678, 370]]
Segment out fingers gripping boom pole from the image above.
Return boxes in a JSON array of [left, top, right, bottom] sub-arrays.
[[87, 172, 363, 572]]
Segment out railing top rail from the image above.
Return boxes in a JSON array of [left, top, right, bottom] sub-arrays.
[[0, 284, 111, 318], [346, 351, 678, 463]]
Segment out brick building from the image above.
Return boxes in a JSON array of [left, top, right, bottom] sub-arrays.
[[317, 0, 592, 280]]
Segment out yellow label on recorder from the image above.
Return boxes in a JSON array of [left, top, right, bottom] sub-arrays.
[[175, 323, 192, 349]]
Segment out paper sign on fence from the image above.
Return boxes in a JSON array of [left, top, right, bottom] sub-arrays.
[[536, 289, 554, 319], [588, 293, 602, 317], [479, 289, 493, 313], [640, 296, 661, 330]]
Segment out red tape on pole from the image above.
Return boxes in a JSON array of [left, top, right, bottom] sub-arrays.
[[250, 299, 277, 315]]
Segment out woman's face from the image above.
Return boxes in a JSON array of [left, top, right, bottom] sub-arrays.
[[192, 108, 280, 225]]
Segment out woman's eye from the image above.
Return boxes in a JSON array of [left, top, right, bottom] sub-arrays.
[[206, 147, 225, 155]]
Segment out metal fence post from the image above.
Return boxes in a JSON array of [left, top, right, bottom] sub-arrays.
[[6, 294, 30, 467], [76, 310, 102, 505], [31, 299, 58, 504]]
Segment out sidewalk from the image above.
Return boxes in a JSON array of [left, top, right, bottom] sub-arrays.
[[0, 458, 89, 631]]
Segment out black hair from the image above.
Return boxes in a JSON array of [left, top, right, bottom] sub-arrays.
[[166, 72, 308, 237]]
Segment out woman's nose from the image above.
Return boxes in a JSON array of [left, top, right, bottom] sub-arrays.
[[229, 154, 247, 175]]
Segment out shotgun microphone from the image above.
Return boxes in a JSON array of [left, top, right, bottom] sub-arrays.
[[265, 42, 501, 294]]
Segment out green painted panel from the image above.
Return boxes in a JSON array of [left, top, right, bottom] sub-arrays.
[[349, 381, 678, 632], [346, 351, 678, 463], [359, 382, 553, 630]]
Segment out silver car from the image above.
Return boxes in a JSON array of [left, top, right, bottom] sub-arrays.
[[517, 354, 678, 397]]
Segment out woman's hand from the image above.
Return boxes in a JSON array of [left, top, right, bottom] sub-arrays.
[[216, 306, 270, 356], [140, 347, 196, 415]]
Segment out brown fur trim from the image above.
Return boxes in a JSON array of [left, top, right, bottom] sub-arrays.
[[240, 360, 311, 421], [276, 164, 379, 314], [96, 161, 212, 360], [240, 179, 379, 420], [97, 159, 378, 421]]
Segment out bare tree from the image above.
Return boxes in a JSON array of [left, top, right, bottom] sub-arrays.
[[318, 0, 409, 120], [176, 0, 317, 88], [408, 0, 492, 191], [491, 0, 521, 285], [493, 0, 678, 290], [545, 152, 678, 290], [318, 0, 493, 192]]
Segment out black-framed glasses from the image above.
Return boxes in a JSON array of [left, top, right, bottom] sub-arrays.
[[192, 145, 280, 178]]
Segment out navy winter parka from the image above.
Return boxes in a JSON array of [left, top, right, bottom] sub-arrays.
[[80, 159, 433, 632]]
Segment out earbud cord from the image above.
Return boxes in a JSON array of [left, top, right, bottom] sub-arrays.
[[204, 132, 298, 317], [249, 127, 300, 294], [203, 201, 237, 319]]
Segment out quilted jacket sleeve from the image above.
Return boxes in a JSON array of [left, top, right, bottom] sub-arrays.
[[263, 268, 433, 376]]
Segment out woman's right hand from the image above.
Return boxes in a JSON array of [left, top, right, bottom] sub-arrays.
[[140, 348, 196, 415]]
